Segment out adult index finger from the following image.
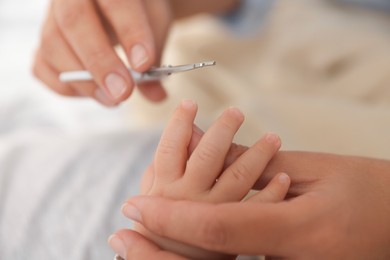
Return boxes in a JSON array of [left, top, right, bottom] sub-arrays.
[[53, 0, 133, 103], [109, 229, 186, 260], [96, 0, 156, 71], [122, 196, 311, 257]]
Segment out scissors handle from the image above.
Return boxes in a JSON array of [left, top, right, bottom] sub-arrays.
[[59, 69, 163, 83]]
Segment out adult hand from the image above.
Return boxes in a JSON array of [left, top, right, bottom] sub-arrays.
[[32, 0, 240, 106], [118, 151, 390, 259], [32, 0, 172, 106], [111, 229, 187, 260], [127, 101, 288, 260]]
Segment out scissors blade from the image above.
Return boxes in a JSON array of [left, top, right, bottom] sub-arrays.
[[146, 61, 217, 76]]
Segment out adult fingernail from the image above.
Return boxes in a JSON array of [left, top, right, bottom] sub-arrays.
[[130, 44, 148, 69], [121, 203, 142, 223], [105, 73, 127, 99], [108, 234, 126, 259]]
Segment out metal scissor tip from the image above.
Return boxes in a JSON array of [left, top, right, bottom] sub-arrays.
[[147, 60, 216, 76], [194, 61, 217, 68]]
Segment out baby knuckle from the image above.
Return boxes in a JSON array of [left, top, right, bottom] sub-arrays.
[[197, 142, 220, 163], [264, 187, 279, 201], [252, 144, 269, 157], [158, 139, 177, 156], [230, 161, 251, 183]]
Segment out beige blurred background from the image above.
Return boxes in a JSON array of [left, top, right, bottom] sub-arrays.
[[129, 0, 390, 159], [1, 1, 390, 259]]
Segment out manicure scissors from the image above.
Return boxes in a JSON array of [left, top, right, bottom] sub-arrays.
[[59, 61, 216, 83]]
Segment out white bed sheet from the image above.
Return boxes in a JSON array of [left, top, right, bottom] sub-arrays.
[[0, 2, 156, 259]]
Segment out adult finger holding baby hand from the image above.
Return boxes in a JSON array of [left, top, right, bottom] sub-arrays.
[[118, 152, 390, 259]]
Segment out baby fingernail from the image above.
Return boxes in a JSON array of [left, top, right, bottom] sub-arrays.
[[228, 107, 244, 118], [265, 133, 280, 144], [121, 203, 142, 223], [108, 234, 126, 259], [181, 99, 196, 109], [278, 173, 290, 184]]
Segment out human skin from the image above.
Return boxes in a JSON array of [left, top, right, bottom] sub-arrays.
[[113, 150, 390, 259], [108, 100, 291, 259], [32, 0, 239, 106]]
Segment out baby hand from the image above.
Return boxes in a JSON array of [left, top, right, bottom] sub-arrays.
[[130, 100, 290, 259]]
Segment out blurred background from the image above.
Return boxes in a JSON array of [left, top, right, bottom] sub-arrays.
[[1, 0, 390, 259]]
